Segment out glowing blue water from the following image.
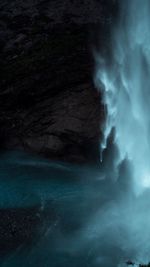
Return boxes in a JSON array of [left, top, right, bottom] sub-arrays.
[[1, 1, 150, 266], [95, 0, 150, 194], [1, 151, 150, 267], [94, 0, 150, 265]]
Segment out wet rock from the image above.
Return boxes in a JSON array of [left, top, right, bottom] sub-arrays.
[[0, 0, 117, 164]]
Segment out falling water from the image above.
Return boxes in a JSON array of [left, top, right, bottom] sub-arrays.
[[2, 1, 150, 267], [95, 0, 150, 194]]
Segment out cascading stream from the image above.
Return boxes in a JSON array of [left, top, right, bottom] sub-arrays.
[[95, 0, 150, 194]]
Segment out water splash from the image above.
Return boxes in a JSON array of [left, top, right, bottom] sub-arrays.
[[2, 2, 150, 266], [95, 0, 150, 194]]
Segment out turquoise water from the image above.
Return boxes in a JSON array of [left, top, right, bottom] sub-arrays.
[[0, 151, 107, 267], [1, 151, 150, 267]]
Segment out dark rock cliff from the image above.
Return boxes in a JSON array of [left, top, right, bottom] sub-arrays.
[[0, 0, 119, 258], [0, 0, 117, 164]]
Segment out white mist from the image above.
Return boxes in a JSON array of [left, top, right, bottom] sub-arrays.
[[95, 0, 150, 194]]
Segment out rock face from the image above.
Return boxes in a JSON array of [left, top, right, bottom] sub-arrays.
[[0, 0, 118, 259], [0, 0, 117, 164]]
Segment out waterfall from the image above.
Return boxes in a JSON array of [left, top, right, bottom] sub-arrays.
[[95, 0, 150, 194]]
